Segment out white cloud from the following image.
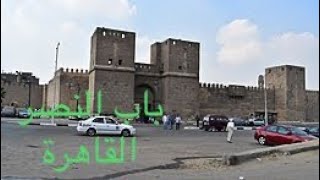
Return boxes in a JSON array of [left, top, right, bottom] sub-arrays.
[[216, 19, 319, 68], [211, 19, 319, 89], [267, 32, 319, 65], [216, 19, 262, 65]]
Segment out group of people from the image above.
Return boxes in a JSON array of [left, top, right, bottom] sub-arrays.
[[147, 113, 235, 143], [162, 113, 182, 130]]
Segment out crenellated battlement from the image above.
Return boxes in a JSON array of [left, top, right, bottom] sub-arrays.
[[57, 68, 89, 75], [94, 27, 135, 39], [134, 63, 159, 73], [199, 82, 272, 92], [199, 83, 226, 89]]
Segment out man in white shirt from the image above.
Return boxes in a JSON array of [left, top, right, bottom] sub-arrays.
[[162, 114, 168, 130], [226, 119, 235, 143], [175, 114, 182, 130]]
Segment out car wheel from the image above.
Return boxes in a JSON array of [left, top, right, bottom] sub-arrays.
[[258, 136, 266, 145], [121, 129, 130, 137], [87, 128, 96, 137]]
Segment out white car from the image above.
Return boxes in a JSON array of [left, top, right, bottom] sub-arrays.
[[76, 116, 136, 137]]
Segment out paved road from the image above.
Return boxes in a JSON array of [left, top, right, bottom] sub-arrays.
[[1, 121, 261, 179], [2, 121, 318, 180]]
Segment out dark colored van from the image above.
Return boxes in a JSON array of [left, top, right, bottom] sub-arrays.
[[202, 114, 229, 131]]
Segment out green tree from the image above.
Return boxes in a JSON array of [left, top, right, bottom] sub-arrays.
[[1, 87, 6, 103]]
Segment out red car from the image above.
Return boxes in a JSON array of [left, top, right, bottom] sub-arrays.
[[254, 125, 318, 145]]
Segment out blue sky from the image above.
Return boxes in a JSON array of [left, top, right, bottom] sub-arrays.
[[1, 0, 319, 89]]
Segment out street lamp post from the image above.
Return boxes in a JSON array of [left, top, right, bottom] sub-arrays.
[[264, 84, 268, 126], [51, 42, 60, 124]]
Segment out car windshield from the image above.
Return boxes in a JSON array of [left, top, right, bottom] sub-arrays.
[[308, 126, 319, 133], [290, 127, 309, 136]]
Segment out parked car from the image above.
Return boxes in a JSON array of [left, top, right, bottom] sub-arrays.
[[16, 108, 31, 118], [254, 125, 317, 145], [303, 126, 319, 138], [202, 114, 229, 131], [229, 117, 247, 126], [248, 118, 265, 126], [76, 116, 136, 137], [1, 106, 16, 117], [68, 115, 90, 120]]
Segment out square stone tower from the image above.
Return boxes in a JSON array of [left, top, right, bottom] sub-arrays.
[[151, 38, 200, 118], [89, 27, 136, 114], [265, 65, 306, 121]]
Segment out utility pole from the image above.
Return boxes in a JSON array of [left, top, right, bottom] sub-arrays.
[[264, 82, 268, 126], [51, 42, 60, 124]]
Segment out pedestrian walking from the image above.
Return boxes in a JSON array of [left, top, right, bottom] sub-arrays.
[[166, 113, 171, 130], [170, 114, 175, 130], [175, 114, 181, 130], [162, 114, 168, 130], [196, 115, 200, 127], [226, 119, 235, 143]]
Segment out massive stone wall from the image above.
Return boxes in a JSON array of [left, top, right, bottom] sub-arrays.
[[148, 38, 200, 119], [161, 76, 199, 119], [1, 73, 43, 109], [265, 66, 288, 121], [89, 27, 136, 114], [46, 68, 89, 110], [285, 66, 306, 121], [59, 68, 89, 111], [265, 65, 307, 121], [90, 69, 135, 114], [46, 72, 61, 109], [306, 90, 319, 121], [198, 83, 276, 119]]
